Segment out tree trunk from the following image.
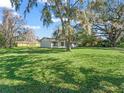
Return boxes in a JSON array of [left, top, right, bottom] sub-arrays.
[[66, 40, 71, 51], [111, 42, 116, 47], [9, 37, 14, 48]]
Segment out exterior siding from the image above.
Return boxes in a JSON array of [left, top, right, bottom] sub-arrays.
[[41, 38, 77, 48], [41, 39, 51, 48]]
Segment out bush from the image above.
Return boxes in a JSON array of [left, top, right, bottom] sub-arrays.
[[97, 40, 111, 47], [76, 33, 100, 47]]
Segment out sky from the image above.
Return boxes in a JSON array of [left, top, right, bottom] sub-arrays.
[[0, 0, 61, 39]]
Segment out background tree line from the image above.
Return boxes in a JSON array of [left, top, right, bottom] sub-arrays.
[[0, 9, 36, 48], [0, 9, 24, 48]]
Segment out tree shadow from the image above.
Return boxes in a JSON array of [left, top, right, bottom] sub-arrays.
[[0, 55, 78, 93], [45, 60, 124, 93], [0, 47, 65, 55], [0, 50, 124, 93], [79, 68, 124, 93]]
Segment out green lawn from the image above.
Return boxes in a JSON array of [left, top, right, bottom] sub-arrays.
[[0, 47, 124, 93]]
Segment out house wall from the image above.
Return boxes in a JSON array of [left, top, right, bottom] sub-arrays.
[[41, 38, 77, 48], [41, 39, 51, 48]]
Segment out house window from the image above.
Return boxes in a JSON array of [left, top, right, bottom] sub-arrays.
[[52, 42, 58, 46], [61, 42, 64, 46]]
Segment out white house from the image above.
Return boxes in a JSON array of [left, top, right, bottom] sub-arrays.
[[40, 37, 77, 48]]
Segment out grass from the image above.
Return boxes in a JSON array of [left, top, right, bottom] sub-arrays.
[[0, 47, 124, 93]]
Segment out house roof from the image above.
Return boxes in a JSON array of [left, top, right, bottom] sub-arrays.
[[41, 37, 65, 42]]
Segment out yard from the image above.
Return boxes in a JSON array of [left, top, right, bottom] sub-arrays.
[[0, 47, 124, 93]]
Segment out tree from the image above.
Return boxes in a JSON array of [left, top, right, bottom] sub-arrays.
[[90, 0, 124, 47], [76, 10, 93, 35], [53, 26, 76, 49], [74, 21, 99, 47], [1, 8, 24, 48], [16, 27, 36, 42], [40, 0, 83, 51], [0, 29, 5, 48]]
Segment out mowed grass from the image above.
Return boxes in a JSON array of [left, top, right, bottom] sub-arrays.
[[0, 47, 124, 93]]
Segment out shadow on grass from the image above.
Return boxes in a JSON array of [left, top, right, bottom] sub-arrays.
[[0, 84, 78, 93], [74, 47, 124, 55], [0, 55, 77, 93], [47, 61, 124, 93], [0, 47, 65, 54], [1, 47, 124, 55], [0, 53, 124, 93], [79, 68, 124, 93], [74, 47, 124, 51]]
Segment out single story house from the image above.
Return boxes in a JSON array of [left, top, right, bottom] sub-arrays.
[[40, 37, 77, 48]]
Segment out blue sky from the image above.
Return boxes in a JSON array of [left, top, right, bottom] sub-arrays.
[[0, 0, 61, 39]]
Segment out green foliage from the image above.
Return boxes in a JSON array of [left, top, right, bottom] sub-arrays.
[[116, 36, 124, 48], [0, 47, 124, 92], [91, 0, 124, 47], [97, 40, 111, 47], [41, 3, 53, 27], [0, 32, 5, 48], [76, 31, 99, 47], [118, 43, 124, 48], [10, 0, 21, 11]]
